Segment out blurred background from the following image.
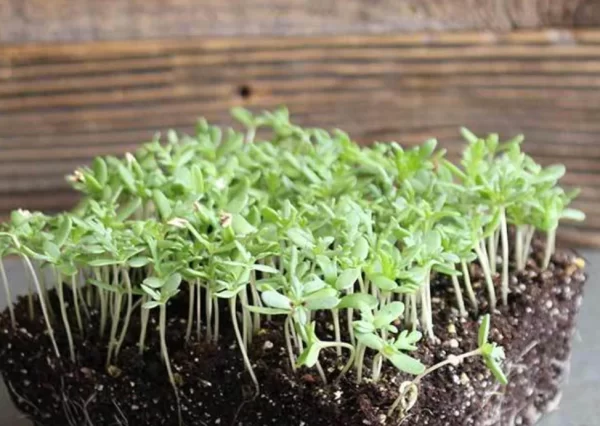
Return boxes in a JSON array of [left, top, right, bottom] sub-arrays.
[[1, 2, 599, 243]]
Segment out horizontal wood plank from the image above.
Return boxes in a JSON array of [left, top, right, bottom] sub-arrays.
[[1, 30, 600, 247], [1, 0, 596, 43]]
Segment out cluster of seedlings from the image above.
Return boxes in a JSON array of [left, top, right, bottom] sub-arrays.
[[0, 108, 584, 423]]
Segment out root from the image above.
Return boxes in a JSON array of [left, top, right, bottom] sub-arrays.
[[112, 399, 130, 426], [7, 380, 42, 416]]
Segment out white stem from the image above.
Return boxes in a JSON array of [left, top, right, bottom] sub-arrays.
[[205, 285, 213, 342], [523, 225, 535, 266], [424, 273, 435, 340], [115, 269, 133, 357], [159, 304, 183, 426], [332, 309, 342, 356], [543, 227, 557, 269], [356, 344, 366, 383], [138, 296, 149, 354], [387, 348, 482, 418], [284, 316, 297, 371], [316, 361, 328, 384], [240, 290, 249, 348], [250, 273, 261, 331], [0, 259, 16, 327], [461, 260, 478, 313], [229, 297, 259, 393], [213, 297, 220, 344], [488, 233, 497, 274], [451, 273, 467, 317], [22, 256, 60, 358], [500, 208, 510, 306], [106, 265, 122, 366], [320, 341, 356, 383], [420, 288, 427, 334], [185, 281, 195, 342], [515, 225, 524, 270], [410, 294, 418, 331], [475, 241, 497, 310], [196, 281, 202, 341], [71, 275, 84, 333], [372, 353, 383, 381], [56, 272, 75, 362]]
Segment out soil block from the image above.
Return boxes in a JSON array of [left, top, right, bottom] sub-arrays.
[[0, 245, 587, 425]]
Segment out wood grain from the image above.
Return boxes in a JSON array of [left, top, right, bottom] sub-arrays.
[[0, 0, 597, 43], [1, 30, 600, 246]]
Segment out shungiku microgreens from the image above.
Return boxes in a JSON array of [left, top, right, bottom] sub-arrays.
[[0, 108, 584, 423]]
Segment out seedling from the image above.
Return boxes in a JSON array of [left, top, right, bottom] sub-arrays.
[[387, 314, 507, 419], [0, 109, 584, 425]]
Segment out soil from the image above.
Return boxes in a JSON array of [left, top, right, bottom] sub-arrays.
[[0, 240, 587, 426]]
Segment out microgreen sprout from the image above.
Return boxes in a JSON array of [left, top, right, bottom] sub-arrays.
[[387, 314, 507, 419], [0, 109, 584, 425]]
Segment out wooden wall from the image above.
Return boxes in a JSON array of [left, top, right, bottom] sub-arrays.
[[1, 1, 599, 247], [2, 1, 599, 42]]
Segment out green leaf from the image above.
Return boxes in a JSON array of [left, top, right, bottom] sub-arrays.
[[304, 288, 339, 310], [89, 279, 118, 293], [128, 256, 150, 268], [117, 163, 136, 192], [164, 273, 182, 294], [335, 268, 360, 291], [182, 268, 209, 279], [88, 257, 119, 267], [286, 227, 314, 250], [460, 127, 479, 144], [304, 276, 327, 294], [152, 189, 172, 220], [116, 197, 142, 221], [535, 165, 566, 184], [231, 214, 256, 235], [356, 332, 384, 351], [371, 275, 397, 291], [143, 301, 162, 310], [92, 157, 108, 185], [54, 216, 72, 247], [215, 290, 238, 299], [337, 293, 378, 310], [478, 314, 490, 347], [352, 236, 369, 261], [231, 107, 255, 127], [251, 263, 279, 274], [227, 186, 249, 214], [297, 343, 321, 368], [394, 330, 422, 351], [141, 285, 161, 300], [43, 240, 61, 260], [316, 255, 337, 284], [245, 305, 289, 316], [191, 165, 205, 194], [305, 296, 340, 311], [432, 263, 459, 276], [293, 307, 308, 326], [386, 351, 426, 375], [261, 290, 292, 310], [143, 277, 163, 289], [374, 301, 405, 328], [484, 357, 508, 385], [261, 207, 281, 223], [84, 174, 103, 192], [561, 208, 585, 222], [58, 262, 77, 276]]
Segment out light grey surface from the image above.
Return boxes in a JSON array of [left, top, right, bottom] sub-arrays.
[[0, 253, 599, 425]]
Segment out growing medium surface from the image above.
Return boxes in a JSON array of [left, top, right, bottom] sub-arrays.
[[0, 108, 586, 425]]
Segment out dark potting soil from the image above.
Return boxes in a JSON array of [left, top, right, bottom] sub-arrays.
[[0, 242, 587, 426]]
